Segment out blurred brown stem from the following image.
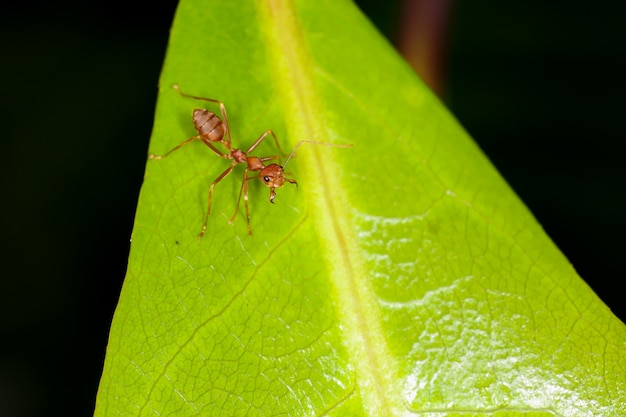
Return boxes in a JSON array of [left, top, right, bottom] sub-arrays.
[[397, 0, 451, 98]]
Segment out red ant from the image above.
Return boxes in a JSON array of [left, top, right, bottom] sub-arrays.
[[149, 84, 351, 236]]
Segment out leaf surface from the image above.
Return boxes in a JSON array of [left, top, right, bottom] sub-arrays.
[[95, 0, 626, 416]]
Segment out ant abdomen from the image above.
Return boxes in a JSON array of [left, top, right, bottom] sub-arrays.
[[193, 109, 225, 143]]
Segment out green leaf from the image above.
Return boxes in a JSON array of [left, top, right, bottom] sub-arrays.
[[94, 0, 626, 415]]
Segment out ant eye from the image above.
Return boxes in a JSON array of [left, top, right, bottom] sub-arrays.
[[263, 176, 270, 182]]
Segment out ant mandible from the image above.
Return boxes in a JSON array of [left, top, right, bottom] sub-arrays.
[[148, 84, 351, 237]]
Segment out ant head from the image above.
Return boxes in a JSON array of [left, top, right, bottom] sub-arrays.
[[259, 164, 286, 189], [259, 164, 298, 204]]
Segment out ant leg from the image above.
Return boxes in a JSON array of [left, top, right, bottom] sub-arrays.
[[218, 103, 231, 145], [243, 171, 252, 235], [204, 141, 231, 159], [149, 136, 200, 159], [199, 163, 235, 237], [229, 169, 253, 234], [173, 84, 231, 145], [246, 130, 287, 156], [149, 136, 230, 160], [259, 155, 281, 163]]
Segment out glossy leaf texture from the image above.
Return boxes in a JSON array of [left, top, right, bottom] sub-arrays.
[[94, 0, 626, 416]]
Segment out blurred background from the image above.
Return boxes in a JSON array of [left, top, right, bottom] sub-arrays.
[[1, 0, 624, 416]]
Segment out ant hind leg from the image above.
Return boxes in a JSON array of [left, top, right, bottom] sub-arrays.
[[149, 136, 200, 160]]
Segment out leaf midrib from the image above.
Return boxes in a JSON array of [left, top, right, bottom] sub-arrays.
[[259, 0, 401, 413]]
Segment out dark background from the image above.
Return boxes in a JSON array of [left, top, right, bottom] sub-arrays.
[[1, 1, 623, 416]]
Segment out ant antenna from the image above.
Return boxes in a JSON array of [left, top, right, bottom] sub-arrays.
[[282, 140, 353, 170]]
